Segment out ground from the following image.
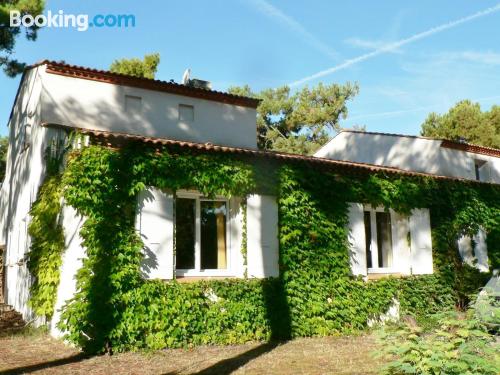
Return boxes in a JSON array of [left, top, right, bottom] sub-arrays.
[[0, 329, 384, 374]]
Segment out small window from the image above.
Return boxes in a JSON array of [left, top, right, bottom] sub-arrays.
[[125, 95, 142, 114], [474, 159, 487, 181], [364, 208, 394, 271], [175, 194, 228, 273], [179, 104, 194, 122]]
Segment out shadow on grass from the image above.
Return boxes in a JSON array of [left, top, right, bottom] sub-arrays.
[[191, 341, 281, 375], [190, 276, 292, 375], [0, 353, 90, 375]]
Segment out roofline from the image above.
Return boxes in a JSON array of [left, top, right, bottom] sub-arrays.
[[334, 129, 500, 158], [42, 122, 495, 185], [25, 60, 261, 109]]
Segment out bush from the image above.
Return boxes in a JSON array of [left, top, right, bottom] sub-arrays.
[[376, 310, 500, 375]]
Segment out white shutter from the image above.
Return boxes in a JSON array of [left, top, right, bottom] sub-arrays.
[[391, 210, 411, 275], [409, 208, 433, 275], [246, 194, 279, 278], [347, 203, 367, 276], [473, 229, 489, 272], [229, 197, 245, 278], [458, 235, 474, 264], [136, 188, 174, 279]]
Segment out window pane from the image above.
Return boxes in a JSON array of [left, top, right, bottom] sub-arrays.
[[200, 201, 227, 270], [376, 212, 393, 268], [364, 211, 372, 268], [175, 198, 196, 269]]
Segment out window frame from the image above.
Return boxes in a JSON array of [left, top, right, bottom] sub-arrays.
[[474, 159, 488, 181], [364, 205, 398, 274], [175, 190, 232, 277], [178, 104, 195, 122]]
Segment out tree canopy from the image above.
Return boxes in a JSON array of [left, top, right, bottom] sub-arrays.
[[421, 100, 500, 148], [109, 53, 161, 79], [0, 136, 8, 181], [228, 82, 359, 154], [0, 0, 45, 77]]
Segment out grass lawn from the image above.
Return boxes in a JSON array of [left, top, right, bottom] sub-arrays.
[[0, 329, 384, 374]]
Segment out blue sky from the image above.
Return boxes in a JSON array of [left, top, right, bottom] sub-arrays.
[[1, 0, 499, 137]]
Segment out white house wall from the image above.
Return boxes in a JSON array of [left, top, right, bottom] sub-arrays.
[[39, 68, 258, 149], [1, 67, 42, 321], [315, 132, 500, 183], [50, 205, 86, 337]]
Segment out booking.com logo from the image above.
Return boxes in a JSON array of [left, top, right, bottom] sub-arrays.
[[10, 10, 135, 32]]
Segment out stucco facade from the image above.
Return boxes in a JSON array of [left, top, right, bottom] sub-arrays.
[[315, 131, 500, 183]]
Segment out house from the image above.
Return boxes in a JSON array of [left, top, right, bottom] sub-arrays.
[[314, 130, 500, 183], [315, 130, 500, 272], [0, 61, 497, 349]]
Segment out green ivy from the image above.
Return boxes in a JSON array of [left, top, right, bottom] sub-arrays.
[[27, 174, 64, 318], [24, 140, 500, 353]]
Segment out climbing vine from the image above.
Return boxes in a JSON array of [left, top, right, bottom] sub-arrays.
[[26, 137, 70, 320], [26, 138, 500, 353], [27, 174, 64, 319]]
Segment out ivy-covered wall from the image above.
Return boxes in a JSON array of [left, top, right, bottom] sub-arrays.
[[27, 141, 500, 354]]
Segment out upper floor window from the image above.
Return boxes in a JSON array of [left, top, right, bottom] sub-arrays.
[[474, 159, 488, 181], [125, 95, 142, 114], [178, 104, 194, 122]]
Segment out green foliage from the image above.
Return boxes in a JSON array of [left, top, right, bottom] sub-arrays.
[[421, 100, 500, 148], [228, 83, 359, 154], [23, 139, 497, 353], [27, 175, 64, 318], [0, 136, 7, 181], [0, 0, 45, 77], [377, 310, 500, 375], [109, 53, 161, 79]]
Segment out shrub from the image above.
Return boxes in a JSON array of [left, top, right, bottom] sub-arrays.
[[376, 310, 500, 375]]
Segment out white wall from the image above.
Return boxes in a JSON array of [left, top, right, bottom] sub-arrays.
[[50, 205, 85, 337], [0, 66, 44, 320], [39, 68, 258, 149], [316, 132, 500, 183]]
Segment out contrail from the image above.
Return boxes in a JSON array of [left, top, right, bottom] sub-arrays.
[[247, 0, 338, 60], [290, 3, 500, 87]]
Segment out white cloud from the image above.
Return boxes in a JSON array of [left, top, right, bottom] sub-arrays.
[[439, 51, 500, 65], [289, 3, 500, 87], [245, 0, 338, 60]]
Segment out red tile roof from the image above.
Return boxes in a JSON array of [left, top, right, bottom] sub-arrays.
[[28, 60, 261, 109], [339, 130, 500, 158], [42, 123, 490, 184]]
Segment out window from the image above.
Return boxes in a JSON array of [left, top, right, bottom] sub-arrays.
[[364, 208, 393, 271], [125, 95, 142, 114], [175, 192, 228, 275], [474, 159, 487, 181], [179, 104, 194, 122]]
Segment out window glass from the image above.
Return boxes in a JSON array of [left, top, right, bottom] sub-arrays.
[[363, 211, 372, 268], [200, 201, 227, 269], [474, 159, 487, 181], [376, 212, 393, 268], [175, 198, 196, 269]]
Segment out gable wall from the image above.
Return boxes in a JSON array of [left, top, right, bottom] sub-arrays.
[[39, 69, 258, 149]]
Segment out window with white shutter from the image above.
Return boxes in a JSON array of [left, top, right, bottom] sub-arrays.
[[347, 204, 432, 277]]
